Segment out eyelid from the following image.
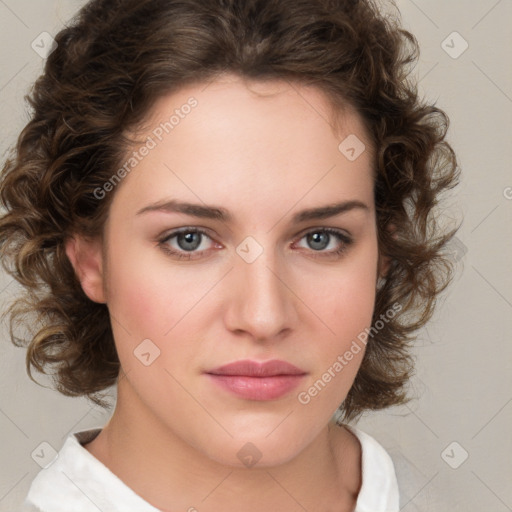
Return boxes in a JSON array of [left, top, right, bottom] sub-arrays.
[[158, 226, 219, 249], [158, 225, 351, 242], [294, 225, 351, 240], [157, 225, 353, 259], [291, 227, 352, 254]]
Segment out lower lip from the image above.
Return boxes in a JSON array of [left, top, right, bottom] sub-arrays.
[[206, 374, 306, 400]]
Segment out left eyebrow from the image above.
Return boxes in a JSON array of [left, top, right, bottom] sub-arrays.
[[291, 200, 369, 222], [136, 199, 369, 223]]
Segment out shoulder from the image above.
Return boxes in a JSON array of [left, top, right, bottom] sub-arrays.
[[344, 424, 400, 512], [21, 428, 159, 512]]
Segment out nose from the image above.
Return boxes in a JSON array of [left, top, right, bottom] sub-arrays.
[[223, 245, 298, 342]]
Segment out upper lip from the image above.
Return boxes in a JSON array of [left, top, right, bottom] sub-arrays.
[[206, 359, 306, 377]]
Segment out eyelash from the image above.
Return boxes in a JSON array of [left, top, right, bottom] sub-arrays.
[[157, 227, 353, 261]]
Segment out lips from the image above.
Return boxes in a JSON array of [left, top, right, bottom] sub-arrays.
[[205, 359, 307, 400], [207, 359, 306, 377]]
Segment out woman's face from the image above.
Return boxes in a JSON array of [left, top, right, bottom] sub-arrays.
[[92, 75, 381, 466]]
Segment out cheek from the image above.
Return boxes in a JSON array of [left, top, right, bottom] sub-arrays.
[[105, 235, 183, 335], [312, 249, 378, 339], [296, 270, 375, 412], [332, 271, 377, 336], [302, 245, 378, 381], [107, 265, 163, 335], [104, 241, 206, 380]]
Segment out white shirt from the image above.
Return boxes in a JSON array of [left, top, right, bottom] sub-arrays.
[[21, 425, 399, 512]]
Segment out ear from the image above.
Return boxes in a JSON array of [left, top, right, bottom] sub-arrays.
[[378, 253, 391, 279], [65, 235, 106, 304], [377, 223, 397, 279]]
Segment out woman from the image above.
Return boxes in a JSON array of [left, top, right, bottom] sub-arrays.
[[0, 0, 460, 510]]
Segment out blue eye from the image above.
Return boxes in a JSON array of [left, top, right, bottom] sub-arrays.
[[295, 229, 352, 255], [158, 228, 215, 260], [157, 227, 353, 260]]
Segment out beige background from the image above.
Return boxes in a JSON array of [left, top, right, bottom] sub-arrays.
[[1, 1, 511, 510]]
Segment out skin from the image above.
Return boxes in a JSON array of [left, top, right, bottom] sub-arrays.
[[66, 73, 389, 512]]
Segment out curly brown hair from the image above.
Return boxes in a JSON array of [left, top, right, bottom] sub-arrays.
[[0, 0, 460, 422]]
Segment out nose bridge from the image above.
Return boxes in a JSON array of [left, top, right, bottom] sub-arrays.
[[227, 237, 294, 339]]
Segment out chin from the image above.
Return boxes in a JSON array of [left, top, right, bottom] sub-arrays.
[[198, 429, 312, 469]]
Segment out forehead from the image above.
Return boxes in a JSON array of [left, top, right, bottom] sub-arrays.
[[141, 74, 371, 151], [110, 75, 374, 224]]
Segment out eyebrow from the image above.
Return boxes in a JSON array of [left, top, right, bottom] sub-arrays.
[[136, 199, 369, 223]]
